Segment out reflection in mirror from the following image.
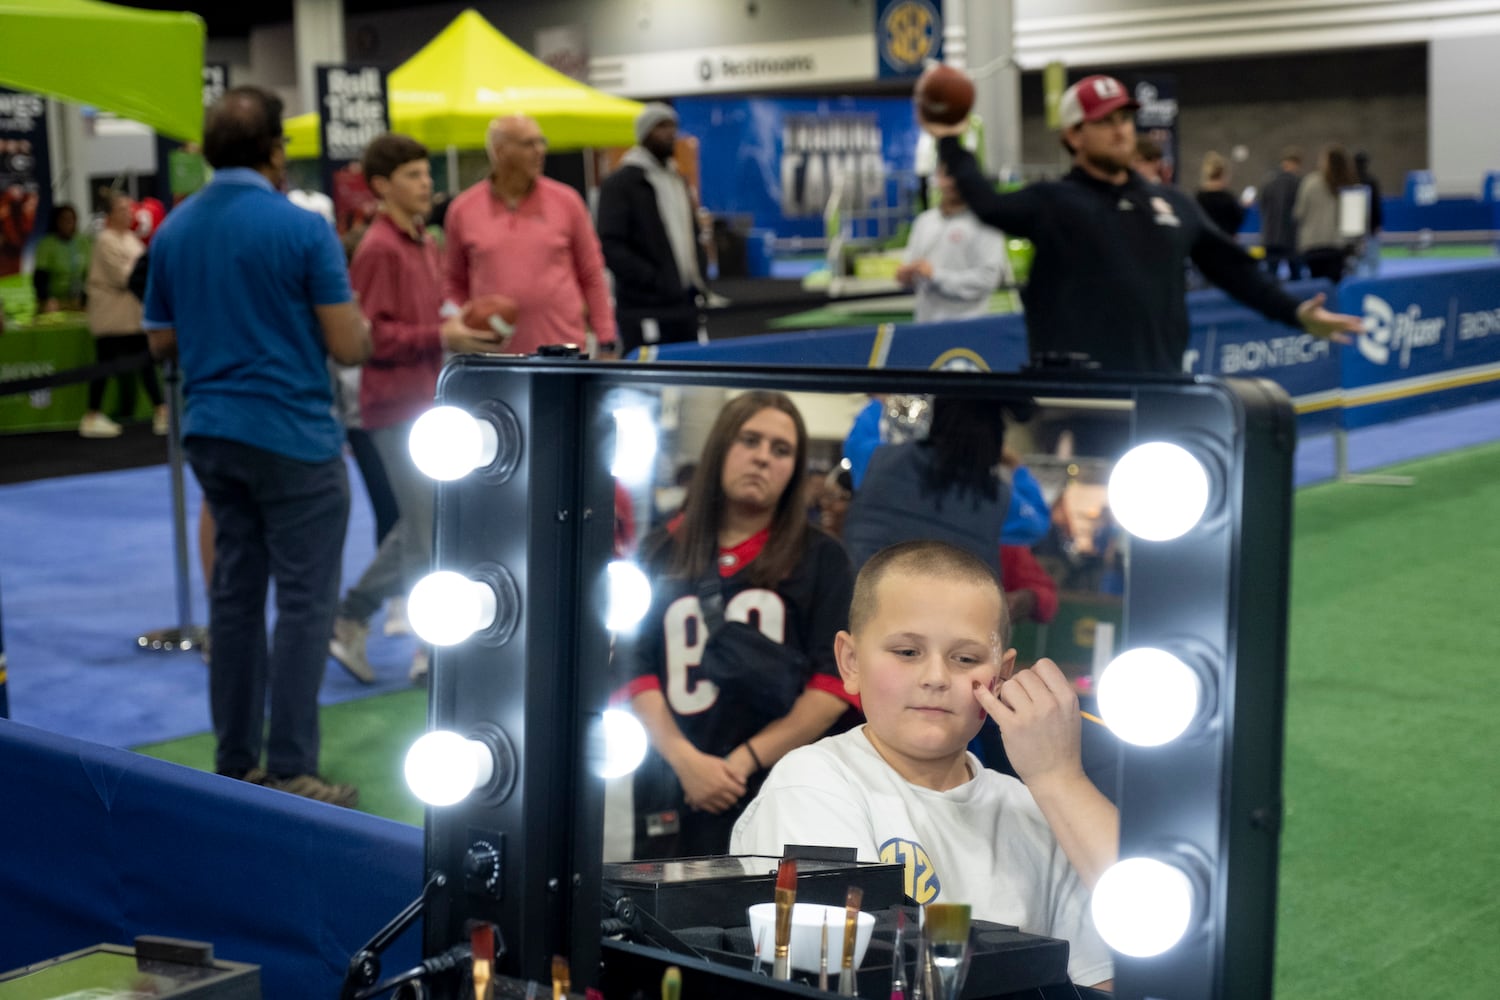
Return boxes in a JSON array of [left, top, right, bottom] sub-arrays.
[[601, 384, 1133, 865]]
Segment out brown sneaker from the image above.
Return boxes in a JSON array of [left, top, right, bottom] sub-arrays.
[[269, 773, 360, 808], [330, 616, 375, 684]]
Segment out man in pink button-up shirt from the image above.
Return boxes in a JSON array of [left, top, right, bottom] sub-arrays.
[[442, 114, 617, 356]]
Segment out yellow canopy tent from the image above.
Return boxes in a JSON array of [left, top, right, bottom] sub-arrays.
[[0, 0, 205, 140], [284, 8, 643, 157]]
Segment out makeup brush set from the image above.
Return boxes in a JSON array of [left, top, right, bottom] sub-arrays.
[[600, 857, 1074, 998]]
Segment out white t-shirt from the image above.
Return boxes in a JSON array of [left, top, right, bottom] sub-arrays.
[[730, 726, 1113, 987], [902, 207, 1008, 323]]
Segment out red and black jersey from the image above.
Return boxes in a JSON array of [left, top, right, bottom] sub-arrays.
[[616, 524, 856, 757]]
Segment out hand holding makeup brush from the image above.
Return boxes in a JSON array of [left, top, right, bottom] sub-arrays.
[[972, 657, 1084, 787], [973, 658, 1120, 889]]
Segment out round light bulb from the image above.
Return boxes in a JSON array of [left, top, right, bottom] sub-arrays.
[[1092, 857, 1196, 958], [598, 708, 649, 779], [1108, 442, 1210, 541], [404, 730, 495, 806], [409, 406, 499, 481], [605, 560, 652, 633], [611, 406, 658, 486], [1097, 647, 1202, 747], [408, 571, 498, 647]]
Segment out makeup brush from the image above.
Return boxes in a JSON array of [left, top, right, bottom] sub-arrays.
[[838, 886, 864, 996], [773, 857, 798, 981], [819, 912, 830, 991], [751, 928, 766, 976], [922, 904, 972, 1000], [661, 965, 681, 1000], [551, 954, 571, 1000], [471, 924, 494, 1000], [888, 909, 907, 1000]]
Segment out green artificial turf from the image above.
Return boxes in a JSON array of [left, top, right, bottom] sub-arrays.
[[1275, 443, 1500, 998], [135, 687, 428, 828], [133, 442, 1500, 996]]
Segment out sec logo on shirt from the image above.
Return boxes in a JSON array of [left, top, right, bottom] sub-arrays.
[[879, 837, 941, 904]]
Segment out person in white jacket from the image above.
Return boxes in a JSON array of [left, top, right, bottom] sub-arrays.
[[82, 192, 164, 438], [896, 162, 1009, 323]]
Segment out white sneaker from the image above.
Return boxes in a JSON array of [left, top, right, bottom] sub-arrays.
[[79, 412, 123, 438], [329, 616, 375, 684], [152, 406, 170, 436], [409, 647, 430, 685], [383, 596, 411, 636]]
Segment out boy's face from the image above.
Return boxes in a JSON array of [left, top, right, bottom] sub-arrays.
[[375, 159, 433, 218], [836, 572, 1016, 785]]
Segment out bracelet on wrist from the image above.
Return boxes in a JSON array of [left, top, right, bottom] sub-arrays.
[[743, 740, 765, 772]]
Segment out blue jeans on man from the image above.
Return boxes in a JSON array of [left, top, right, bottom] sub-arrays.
[[186, 435, 349, 778]]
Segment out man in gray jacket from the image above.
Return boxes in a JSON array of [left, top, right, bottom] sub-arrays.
[[1258, 146, 1303, 280]]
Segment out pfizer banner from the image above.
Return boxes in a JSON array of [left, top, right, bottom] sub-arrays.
[[1186, 280, 1344, 433], [1336, 262, 1500, 429], [674, 95, 919, 242]]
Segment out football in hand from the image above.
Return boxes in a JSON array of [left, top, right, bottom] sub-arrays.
[[461, 294, 519, 338], [914, 63, 975, 126]]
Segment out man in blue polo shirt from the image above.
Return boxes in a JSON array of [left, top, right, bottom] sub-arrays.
[[145, 86, 371, 807]]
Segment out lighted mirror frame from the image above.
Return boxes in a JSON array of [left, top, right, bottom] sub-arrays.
[[415, 359, 1294, 1000]]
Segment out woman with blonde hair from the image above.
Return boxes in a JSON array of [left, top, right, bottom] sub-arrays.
[[1195, 151, 1245, 236]]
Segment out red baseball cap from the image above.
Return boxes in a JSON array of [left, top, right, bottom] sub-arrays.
[[1058, 75, 1140, 129]]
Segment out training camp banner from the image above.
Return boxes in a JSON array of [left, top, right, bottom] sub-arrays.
[[674, 95, 920, 242]]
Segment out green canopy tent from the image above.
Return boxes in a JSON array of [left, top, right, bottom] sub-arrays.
[[0, 0, 205, 141]]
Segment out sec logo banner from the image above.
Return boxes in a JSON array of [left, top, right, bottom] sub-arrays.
[[880, 0, 941, 75]]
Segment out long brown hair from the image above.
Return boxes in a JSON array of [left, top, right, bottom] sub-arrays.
[[1320, 144, 1358, 191], [666, 391, 811, 587]]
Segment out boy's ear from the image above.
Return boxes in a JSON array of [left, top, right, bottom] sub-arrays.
[[834, 630, 861, 696], [369, 174, 390, 201], [997, 647, 1018, 683]]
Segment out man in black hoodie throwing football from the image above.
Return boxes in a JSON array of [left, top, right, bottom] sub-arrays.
[[920, 74, 1362, 373]]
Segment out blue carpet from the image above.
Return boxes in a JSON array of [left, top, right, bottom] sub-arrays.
[[6, 397, 1500, 750], [0, 455, 419, 747], [1294, 396, 1500, 486]]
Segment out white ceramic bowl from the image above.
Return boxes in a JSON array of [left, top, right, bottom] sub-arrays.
[[746, 902, 876, 974]]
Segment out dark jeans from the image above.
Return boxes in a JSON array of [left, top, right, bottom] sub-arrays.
[[617, 292, 700, 357], [1262, 246, 1304, 281], [88, 333, 162, 413], [186, 435, 349, 777], [1303, 246, 1347, 282], [346, 426, 400, 546]]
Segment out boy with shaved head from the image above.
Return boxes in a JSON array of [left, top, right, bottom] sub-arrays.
[[732, 539, 1116, 989]]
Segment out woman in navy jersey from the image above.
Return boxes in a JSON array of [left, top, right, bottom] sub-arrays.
[[617, 391, 857, 858]]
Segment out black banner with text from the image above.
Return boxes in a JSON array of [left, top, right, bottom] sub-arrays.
[[315, 65, 389, 236]]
